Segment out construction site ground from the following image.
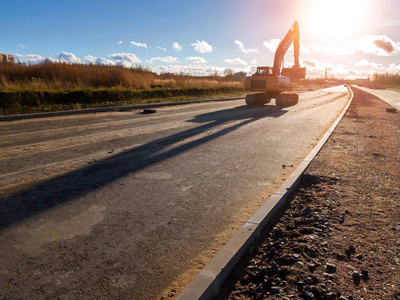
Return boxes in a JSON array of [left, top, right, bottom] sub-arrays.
[[221, 86, 400, 300]]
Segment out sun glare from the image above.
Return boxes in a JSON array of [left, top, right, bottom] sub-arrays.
[[308, 0, 367, 40]]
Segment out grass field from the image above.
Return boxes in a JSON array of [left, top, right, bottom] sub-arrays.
[[0, 62, 245, 115]]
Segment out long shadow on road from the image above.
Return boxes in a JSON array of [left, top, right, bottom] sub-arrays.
[[0, 105, 287, 229]]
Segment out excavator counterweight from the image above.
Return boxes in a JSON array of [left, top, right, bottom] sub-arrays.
[[245, 21, 306, 106]]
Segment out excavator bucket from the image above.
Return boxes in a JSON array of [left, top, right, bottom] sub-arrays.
[[281, 67, 306, 81]]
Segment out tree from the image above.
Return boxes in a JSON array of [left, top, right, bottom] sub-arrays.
[[224, 68, 234, 77]]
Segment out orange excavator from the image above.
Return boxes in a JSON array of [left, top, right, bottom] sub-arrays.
[[245, 21, 306, 106]]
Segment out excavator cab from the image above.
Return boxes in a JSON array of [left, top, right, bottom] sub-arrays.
[[254, 67, 273, 76]]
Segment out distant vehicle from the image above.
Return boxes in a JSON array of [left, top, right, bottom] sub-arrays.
[[0, 53, 14, 64], [245, 21, 306, 107]]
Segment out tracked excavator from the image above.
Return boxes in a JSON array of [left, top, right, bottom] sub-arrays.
[[245, 21, 306, 106]]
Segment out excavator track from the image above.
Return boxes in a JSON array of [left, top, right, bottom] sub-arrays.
[[276, 93, 299, 107], [245, 93, 271, 106]]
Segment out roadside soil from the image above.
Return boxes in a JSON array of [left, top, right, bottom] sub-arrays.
[[221, 86, 400, 300]]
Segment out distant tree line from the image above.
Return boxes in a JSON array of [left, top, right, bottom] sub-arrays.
[[373, 72, 400, 85]]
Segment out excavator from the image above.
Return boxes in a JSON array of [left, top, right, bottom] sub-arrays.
[[245, 21, 306, 106]]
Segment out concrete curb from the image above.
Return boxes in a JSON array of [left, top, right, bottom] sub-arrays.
[[177, 85, 354, 300], [0, 97, 244, 122]]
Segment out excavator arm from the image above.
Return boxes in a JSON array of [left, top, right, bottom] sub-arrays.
[[272, 21, 300, 76]]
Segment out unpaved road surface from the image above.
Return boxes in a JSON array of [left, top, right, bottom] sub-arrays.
[[0, 87, 350, 299], [223, 87, 400, 299]]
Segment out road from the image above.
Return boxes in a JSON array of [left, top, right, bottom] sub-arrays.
[[0, 86, 351, 299], [355, 86, 400, 111]]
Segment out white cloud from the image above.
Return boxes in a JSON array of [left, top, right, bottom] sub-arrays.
[[263, 39, 310, 54], [354, 35, 400, 56], [109, 53, 142, 67], [224, 58, 247, 65], [299, 58, 373, 79], [297, 57, 400, 79], [18, 43, 26, 48], [263, 39, 281, 53], [157, 46, 167, 51], [118, 41, 123, 45], [250, 59, 259, 65], [56, 52, 81, 64], [388, 63, 400, 72], [147, 56, 178, 64], [302, 59, 317, 68], [153, 64, 225, 76], [298, 43, 311, 54], [191, 40, 213, 53], [84, 55, 116, 66], [331, 64, 352, 77], [185, 56, 207, 64], [14, 54, 45, 64], [235, 40, 258, 54], [172, 42, 183, 51], [300, 59, 335, 77], [130, 41, 148, 49], [355, 59, 385, 69], [310, 35, 400, 56], [152, 64, 255, 76], [308, 43, 353, 56]]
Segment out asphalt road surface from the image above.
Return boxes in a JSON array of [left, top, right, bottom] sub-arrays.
[[0, 86, 351, 299]]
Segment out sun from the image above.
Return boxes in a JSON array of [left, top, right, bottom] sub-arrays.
[[307, 0, 368, 40]]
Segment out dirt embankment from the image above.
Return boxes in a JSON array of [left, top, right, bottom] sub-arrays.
[[222, 86, 400, 300]]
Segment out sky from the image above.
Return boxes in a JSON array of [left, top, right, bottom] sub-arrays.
[[1, 0, 400, 78]]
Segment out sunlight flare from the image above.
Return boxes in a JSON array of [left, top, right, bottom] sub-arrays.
[[307, 0, 368, 40]]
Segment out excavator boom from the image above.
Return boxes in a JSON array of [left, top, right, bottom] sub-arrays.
[[273, 21, 306, 79], [272, 21, 300, 75]]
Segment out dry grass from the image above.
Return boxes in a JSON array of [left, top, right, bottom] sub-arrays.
[[0, 62, 245, 115], [0, 61, 244, 92], [0, 62, 156, 91]]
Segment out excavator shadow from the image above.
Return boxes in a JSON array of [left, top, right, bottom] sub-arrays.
[[0, 104, 287, 228], [188, 104, 288, 124]]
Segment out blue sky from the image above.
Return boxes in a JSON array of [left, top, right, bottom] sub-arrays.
[[1, 0, 400, 78]]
